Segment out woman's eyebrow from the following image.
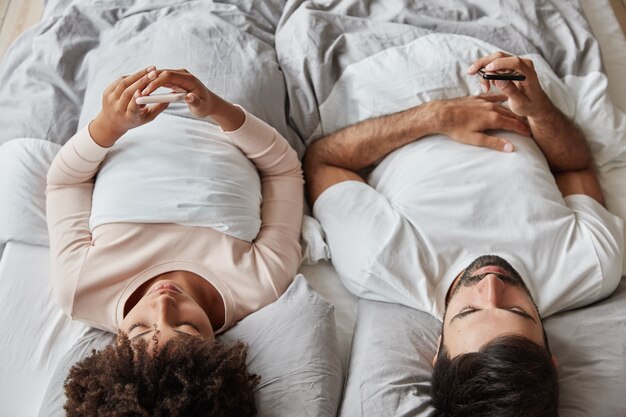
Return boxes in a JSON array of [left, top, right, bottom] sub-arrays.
[[130, 330, 153, 341]]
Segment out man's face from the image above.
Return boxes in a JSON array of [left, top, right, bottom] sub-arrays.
[[440, 255, 545, 358], [120, 280, 215, 351]]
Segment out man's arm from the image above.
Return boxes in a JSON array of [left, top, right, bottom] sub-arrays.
[[305, 95, 530, 204], [468, 52, 604, 204]]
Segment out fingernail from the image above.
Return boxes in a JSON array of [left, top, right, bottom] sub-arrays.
[[142, 88, 149, 95], [485, 63, 495, 70], [146, 65, 156, 72], [503, 142, 514, 153], [186, 93, 194, 103], [467, 64, 475, 74], [147, 71, 156, 80]]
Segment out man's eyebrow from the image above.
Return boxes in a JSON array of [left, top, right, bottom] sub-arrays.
[[507, 308, 537, 323], [450, 308, 537, 324]]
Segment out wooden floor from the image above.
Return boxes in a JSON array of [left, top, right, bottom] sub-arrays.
[[0, 0, 43, 61], [0, 0, 625, 62], [611, 0, 626, 35]]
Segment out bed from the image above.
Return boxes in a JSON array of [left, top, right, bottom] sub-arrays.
[[0, 0, 624, 416]]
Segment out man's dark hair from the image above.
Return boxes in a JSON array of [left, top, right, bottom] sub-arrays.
[[431, 335, 559, 417], [64, 333, 260, 417]]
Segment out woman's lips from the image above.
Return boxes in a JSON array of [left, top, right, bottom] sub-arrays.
[[149, 282, 182, 295]]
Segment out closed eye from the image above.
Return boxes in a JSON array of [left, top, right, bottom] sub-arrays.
[[127, 322, 202, 340], [452, 307, 478, 322], [505, 307, 536, 323], [177, 322, 201, 333], [128, 322, 149, 333], [450, 306, 536, 323]]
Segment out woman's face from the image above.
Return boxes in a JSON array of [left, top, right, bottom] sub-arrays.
[[120, 280, 215, 350]]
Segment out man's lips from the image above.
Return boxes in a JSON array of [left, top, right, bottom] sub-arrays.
[[471, 265, 510, 277]]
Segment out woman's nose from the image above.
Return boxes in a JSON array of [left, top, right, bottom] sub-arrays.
[[150, 294, 177, 318]]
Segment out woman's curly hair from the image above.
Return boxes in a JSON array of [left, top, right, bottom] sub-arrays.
[[64, 333, 260, 417]]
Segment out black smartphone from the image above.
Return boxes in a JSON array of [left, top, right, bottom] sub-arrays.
[[477, 68, 526, 81]]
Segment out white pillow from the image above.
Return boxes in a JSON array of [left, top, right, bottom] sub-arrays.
[[342, 279, 626, 417], [0, 139, 61, 246], [37, 276, 344, 417]]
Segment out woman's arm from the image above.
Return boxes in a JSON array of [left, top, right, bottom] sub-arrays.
[[47, 66, 169, 306], [141, 71, 305, 276], [47, 128, 108, 310]]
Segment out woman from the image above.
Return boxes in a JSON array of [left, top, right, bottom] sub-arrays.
[[46, 66, 303, 416]]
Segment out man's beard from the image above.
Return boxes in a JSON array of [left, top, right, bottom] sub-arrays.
[[447, 255, 534, 305]]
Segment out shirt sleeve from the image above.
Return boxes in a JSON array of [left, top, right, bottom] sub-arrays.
[[564, 194, 625, 299], [223, 108, 304, 296], [313, 180, 408, 300], [46, 126, 109, 316]]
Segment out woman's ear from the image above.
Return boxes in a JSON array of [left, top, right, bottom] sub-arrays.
[[432, 335, 442, 367]]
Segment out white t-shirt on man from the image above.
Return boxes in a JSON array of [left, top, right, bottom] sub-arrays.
[[313, 130, 624, 320]]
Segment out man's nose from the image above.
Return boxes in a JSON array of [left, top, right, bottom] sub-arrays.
[[477, 273, 505, 305]]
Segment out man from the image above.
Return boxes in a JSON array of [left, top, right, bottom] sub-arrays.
[[304, 52, 624, 416]]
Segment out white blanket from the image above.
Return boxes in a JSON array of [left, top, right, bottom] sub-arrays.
[[312, 33, 626, 274], [90, 112, 262, 242]]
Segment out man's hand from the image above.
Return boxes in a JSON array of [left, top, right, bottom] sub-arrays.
[[467, 52, 601, 203], [467, 52, 552, 119], [431, 94, 531, 152], [90, 66, 169, 148]]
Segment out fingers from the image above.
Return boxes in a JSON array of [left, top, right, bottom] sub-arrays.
[[113, 66, 156, 97], [127, 89, 145, 114], [144, 102, 170, 121], [465, 132, 515, 153], [141, 69, 196, 97], [492, 104, 529, 127], [491, 112, 531, 137], [467, 51, 510, 75], [476, 94, 508, 103], [483, 56, 534, 79], [468, 52, 538, 98], [477, 99, 530, 137], [123, 70, 158, 113]]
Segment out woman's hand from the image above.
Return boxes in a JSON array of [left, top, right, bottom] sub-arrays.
[[89, 66, 169, 148], [140, 68, 245, 131], [430, 94, 531, 152], [467, 52, 553, 119]]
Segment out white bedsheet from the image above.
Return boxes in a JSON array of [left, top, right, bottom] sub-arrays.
[[0, 242, 86, 417]]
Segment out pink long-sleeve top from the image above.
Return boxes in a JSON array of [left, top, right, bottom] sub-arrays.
[[46, 109, 304, 333]]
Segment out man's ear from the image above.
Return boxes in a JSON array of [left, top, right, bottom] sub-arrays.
[[432, 335, 442, 367], [551, 355, 559, 369]]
